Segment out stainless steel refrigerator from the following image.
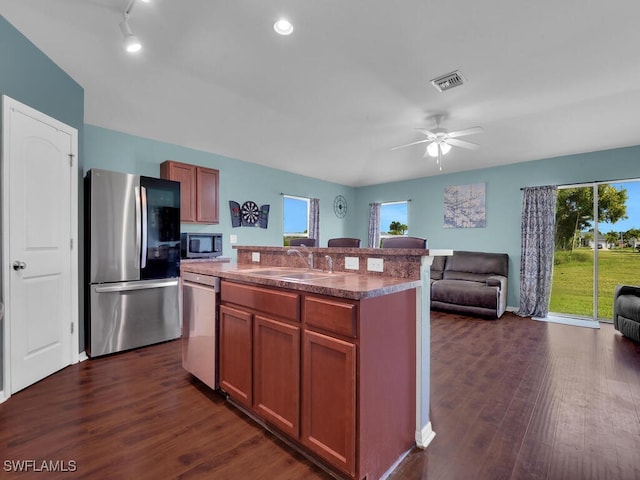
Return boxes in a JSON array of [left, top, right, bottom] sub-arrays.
[[85, 168, 181, 357]]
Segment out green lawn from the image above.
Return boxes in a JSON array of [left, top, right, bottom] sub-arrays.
[[550, 248, 640, 319]]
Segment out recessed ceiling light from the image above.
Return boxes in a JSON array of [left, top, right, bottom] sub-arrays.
[[274, 18, 293, 35]]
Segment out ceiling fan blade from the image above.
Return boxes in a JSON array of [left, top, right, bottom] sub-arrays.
[[446, 126, 483, 138], [391, 139, 430, 151], [446, 138, 480, 150], [415, 128, 436, 138]]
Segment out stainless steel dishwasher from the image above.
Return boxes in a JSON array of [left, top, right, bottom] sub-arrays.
[[181, 271, 220, 389]]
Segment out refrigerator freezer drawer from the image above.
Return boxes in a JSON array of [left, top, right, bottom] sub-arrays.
[[88, 279, 180, 357]]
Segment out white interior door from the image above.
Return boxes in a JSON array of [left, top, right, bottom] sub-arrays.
[[2, 96, 78, 396]]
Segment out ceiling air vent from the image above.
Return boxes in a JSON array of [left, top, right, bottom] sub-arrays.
[[430, 70, 465, 92]]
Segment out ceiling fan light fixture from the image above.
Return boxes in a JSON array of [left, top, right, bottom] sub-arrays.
[[426, 141, 451, 157], [426, 142, 439, 157]]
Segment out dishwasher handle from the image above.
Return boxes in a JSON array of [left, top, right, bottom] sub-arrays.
[[181, 272, 220, 290]]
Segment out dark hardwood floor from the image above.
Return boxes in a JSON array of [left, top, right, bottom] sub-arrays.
[[2, 311, 640, 479]]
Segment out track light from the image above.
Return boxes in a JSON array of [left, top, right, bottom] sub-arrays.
[[119, 0, 150, 54], [119, 16, 142, 53]]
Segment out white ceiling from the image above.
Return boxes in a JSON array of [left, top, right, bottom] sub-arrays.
[[2, 0, 640, 187]]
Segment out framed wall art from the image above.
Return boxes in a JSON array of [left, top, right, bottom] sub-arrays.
[[443, 183, 486, 228]]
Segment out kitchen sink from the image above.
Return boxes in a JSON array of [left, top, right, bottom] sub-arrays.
[[247, 269, 292, 276], [277, 272, 332, 281], [245, 268, 338, 281]]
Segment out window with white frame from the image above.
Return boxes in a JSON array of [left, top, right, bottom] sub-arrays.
[[380, 201, 409, 239], [283, 195, 309, 245]]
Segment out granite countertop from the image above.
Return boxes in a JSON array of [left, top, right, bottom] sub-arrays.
[[181, 257, 231, 264], [180, 262, 422, 300]]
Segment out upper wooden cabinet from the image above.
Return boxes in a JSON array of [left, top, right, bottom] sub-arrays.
[[161, 160, 219, 224]]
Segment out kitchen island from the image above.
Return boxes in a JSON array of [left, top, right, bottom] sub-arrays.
[[180, 246, 445, 480]]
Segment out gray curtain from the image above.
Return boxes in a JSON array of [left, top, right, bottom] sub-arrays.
[[368, 202, 381, 248], [517, 185, 558, 318], [308, 198, 320, 244]]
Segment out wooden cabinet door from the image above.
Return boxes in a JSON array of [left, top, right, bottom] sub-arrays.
[[196, 166, 219, 224], [253, 315, 300, 438], [161, 161, 219, 224], [301, 330, 356, 477], [160, 161, 196, 223], [219, 305, 252, 408]]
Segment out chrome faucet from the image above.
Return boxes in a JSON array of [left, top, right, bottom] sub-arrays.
[[299, 244, 315, 269], [287, 246, 314, 269], [325, 255, 334, 273]]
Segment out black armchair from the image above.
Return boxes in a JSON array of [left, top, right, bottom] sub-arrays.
[[289, 238, 317, 247], [327, 237, 361, 247], [613, 285, 640, 343]]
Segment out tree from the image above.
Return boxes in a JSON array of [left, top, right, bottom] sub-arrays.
[[388, 221, 408, 235], [555, 185, 628, 250], [605, 231, 620, 248], [624, 228, 640, 245]]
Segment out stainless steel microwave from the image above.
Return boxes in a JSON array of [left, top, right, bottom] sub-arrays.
[[181, 233, 223, 258]]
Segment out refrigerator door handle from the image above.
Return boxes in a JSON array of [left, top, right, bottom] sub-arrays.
[[94, 279, 179, 293], [135, 186, 142, 269], [141, 186, 148, 269]]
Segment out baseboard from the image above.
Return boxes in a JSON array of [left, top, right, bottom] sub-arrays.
[[415, 422, 436, 449], [227, 397, 343, 480], [533, 315, 600, 329], [379, 448, 412, 480], [0, 352, 89, 404]]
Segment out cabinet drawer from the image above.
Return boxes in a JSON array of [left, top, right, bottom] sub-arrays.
[[304, 296, 357, 338], [221, 281, 300, 322]]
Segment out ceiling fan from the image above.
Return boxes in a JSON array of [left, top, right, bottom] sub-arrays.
[[391, 115, 483, 170]]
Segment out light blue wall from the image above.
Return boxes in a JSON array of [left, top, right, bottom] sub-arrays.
[[0, 16, 84, 152], [0, 15, 85, 381], [84, 125, 357, 258], [355, 146, 640, 308]]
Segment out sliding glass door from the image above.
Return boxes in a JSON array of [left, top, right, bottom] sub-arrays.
[[550, 185, 595, 319], [550, 180, 640, 322], [596, 181, 640, 321]]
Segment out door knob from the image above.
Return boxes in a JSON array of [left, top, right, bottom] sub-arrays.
[[12, 261, 26, 271]]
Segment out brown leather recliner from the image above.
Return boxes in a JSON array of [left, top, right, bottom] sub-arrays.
[[614, 285, 640, 343]]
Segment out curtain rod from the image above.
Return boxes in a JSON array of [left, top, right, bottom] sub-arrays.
[[520, 177, 639, 190], [281, 192, 310, 198], [369, 199, 412, 205]]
